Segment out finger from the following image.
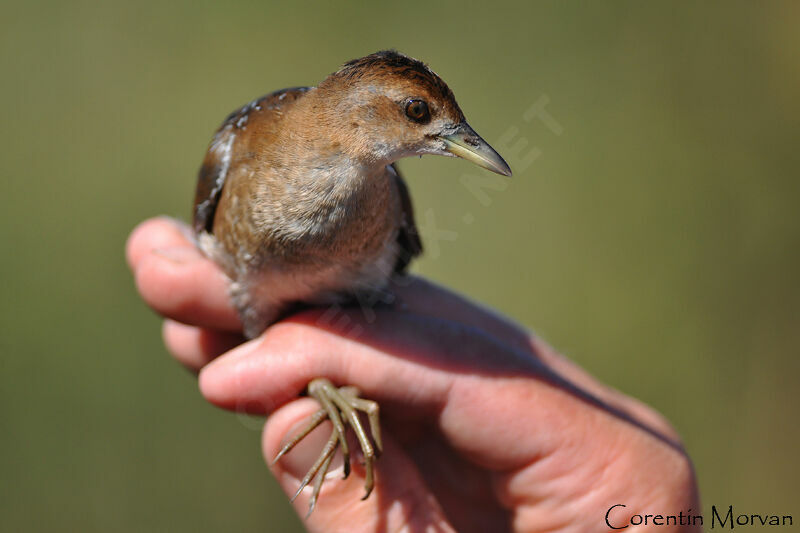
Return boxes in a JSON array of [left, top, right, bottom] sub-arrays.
[[265, 399, 456, 533], [127, 217, 241, 331], [197, 312, 479, 416], [162, 319, 244, 372]]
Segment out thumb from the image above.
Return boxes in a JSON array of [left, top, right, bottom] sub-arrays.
[[264, 399, 456, 533]]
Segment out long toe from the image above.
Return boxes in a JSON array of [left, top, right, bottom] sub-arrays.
[[278, 377, 383, 515]]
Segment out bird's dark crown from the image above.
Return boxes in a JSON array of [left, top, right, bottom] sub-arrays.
[[329, 50, 457, 108]]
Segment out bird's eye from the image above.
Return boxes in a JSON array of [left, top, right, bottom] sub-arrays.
[[404, 99, 431, 124]]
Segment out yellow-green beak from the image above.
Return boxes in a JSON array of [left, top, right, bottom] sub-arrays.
[[440, 123, 512, 177]]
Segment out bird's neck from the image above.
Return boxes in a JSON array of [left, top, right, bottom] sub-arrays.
[[262, 111, 396, 244], [276, 91, 396, 203], [287, 86, 398, 167]]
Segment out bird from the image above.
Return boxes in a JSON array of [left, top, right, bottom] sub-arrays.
[[192, 50, 512, 514]]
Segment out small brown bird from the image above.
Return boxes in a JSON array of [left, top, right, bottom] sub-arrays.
[[193, 50, 511, 513]]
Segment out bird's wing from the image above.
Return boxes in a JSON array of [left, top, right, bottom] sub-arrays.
[[390, 163, 423, 273], [192, 87, 311, 234]]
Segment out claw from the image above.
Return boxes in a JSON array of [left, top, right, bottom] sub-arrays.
[[273, 409, 327, 465], [275, 377, 383, 515], [291, 431, 338, 503], [306, 446, 334, 518]]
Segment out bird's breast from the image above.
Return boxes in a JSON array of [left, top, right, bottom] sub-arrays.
[[250, 163, 402, 266], [208, 163, 405, 336]]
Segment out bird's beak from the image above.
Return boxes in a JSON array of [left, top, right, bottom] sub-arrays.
[[440, 123, 512, 177]]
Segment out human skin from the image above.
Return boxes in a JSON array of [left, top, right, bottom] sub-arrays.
[[126, 217, 701, 533]]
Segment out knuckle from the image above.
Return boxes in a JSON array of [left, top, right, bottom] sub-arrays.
[[261, 321, 308, 345]]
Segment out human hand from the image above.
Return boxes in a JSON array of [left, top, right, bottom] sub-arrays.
[[127, 217, 700, 533]]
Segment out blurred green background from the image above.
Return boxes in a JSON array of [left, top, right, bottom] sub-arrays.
[[2, 1, 798, 530]]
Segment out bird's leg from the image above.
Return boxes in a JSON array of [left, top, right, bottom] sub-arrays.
[[274, 377, 382, 515]]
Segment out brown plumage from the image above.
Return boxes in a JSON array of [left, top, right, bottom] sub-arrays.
[[191, 50, 511, 511]]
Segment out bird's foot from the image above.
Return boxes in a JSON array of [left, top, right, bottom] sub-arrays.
[[273, 377, 382, 516]]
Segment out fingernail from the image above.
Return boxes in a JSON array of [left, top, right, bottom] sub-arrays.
[[157, 216, 197, 243], [151, 246, 201, 264]]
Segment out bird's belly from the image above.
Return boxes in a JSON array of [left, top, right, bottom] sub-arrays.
[[259, 238, 398, 302], [227, 235, 399, 337]]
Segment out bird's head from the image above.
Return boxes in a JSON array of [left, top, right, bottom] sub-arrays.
[[315, 50, 512, 176]]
